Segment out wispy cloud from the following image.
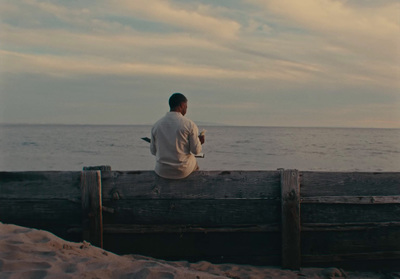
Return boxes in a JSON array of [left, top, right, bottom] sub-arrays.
[[1, 48, 315, 82], [105, 0, 241, 39], [245, 0, 400, 87], [0, 0, 399, 127]]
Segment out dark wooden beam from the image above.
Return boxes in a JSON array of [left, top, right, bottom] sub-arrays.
[[281, 169, 301, 269], [81, 170, 103, 248]]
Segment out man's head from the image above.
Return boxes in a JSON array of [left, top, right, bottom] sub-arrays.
[[169, 93, 188, 116]]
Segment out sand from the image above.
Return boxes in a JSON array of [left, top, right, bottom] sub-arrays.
[[0, 222, 397, 279]]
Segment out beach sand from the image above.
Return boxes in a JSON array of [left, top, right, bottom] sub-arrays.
[[0, 222, 397, 279]]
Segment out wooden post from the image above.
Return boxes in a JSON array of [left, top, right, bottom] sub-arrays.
[[281, 169, 301, 269], [81, 170, 103, 248]]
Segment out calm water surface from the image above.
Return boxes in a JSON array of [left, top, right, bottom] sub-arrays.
[[0, 124, 399, 172]]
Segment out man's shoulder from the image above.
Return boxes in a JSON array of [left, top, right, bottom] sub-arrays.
[[153, 113, 170, 125], [153, 112, 197, 128], [181, 116, 198, 130]]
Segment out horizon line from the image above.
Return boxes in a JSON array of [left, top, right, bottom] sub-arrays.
[[0, 122, 399, 130]]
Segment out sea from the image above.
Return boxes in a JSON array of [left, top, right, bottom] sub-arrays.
[[0, 124, 399, 172]]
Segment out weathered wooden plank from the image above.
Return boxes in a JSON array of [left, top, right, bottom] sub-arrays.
[[0, 171, 81, 199], [301, 172, 400, 197], [302, 221, 400, 231], [301, 203, 400, 223], [0, 200, 81, 225], [81, 170, 103, 248], [0, 171, 82, 242], [103, 231, 281, 265], [101, 170, 281, 200], [103, 224, 280, 234], [1, 169, 400, 269], [102, 199, 280, 225], [0, 200, 82, 241], [281, 169, 300, 270], [301, 195, 400, 204], [302, 251, 400, 263], [302, 227, 400, 255]]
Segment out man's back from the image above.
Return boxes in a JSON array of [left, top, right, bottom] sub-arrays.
[[150, 111, 202, 179]]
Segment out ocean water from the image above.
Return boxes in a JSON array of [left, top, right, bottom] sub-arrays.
[[0, 124, 399, 172]]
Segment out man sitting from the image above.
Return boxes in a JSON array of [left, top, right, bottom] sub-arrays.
[[150, 93, 205, 179]]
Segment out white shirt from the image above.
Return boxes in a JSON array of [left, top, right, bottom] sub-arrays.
[[150, 112, 202, 179]]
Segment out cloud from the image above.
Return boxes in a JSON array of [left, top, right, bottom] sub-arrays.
[[248, 0, 399, 58], [1, 49, 315, 82], [104, 0, 241, 39], [0, 0, 399, 127], [244, 0, 400, 91], [249, 0, 399, 33], [2, 0, 397, 88], [0, 23, 223, 60], [0, 1, 243, 79]]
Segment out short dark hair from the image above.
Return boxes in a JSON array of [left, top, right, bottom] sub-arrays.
[[169, 93, 187, 109]]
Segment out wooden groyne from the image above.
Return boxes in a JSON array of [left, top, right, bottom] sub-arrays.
[[1, 167, 399, 270]]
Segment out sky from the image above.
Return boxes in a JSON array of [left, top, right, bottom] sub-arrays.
[[0, 0, 399, 128]]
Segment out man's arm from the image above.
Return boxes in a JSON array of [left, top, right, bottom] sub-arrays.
[[189, 125, 202, 155], [150, 129, 157, 156]]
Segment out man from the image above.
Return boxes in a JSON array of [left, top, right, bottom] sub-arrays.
[[150, 93, 205, 179]]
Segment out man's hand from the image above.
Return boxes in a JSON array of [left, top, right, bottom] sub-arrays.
[[199, 129, 206, 145], [199, 135, 205, 145]]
